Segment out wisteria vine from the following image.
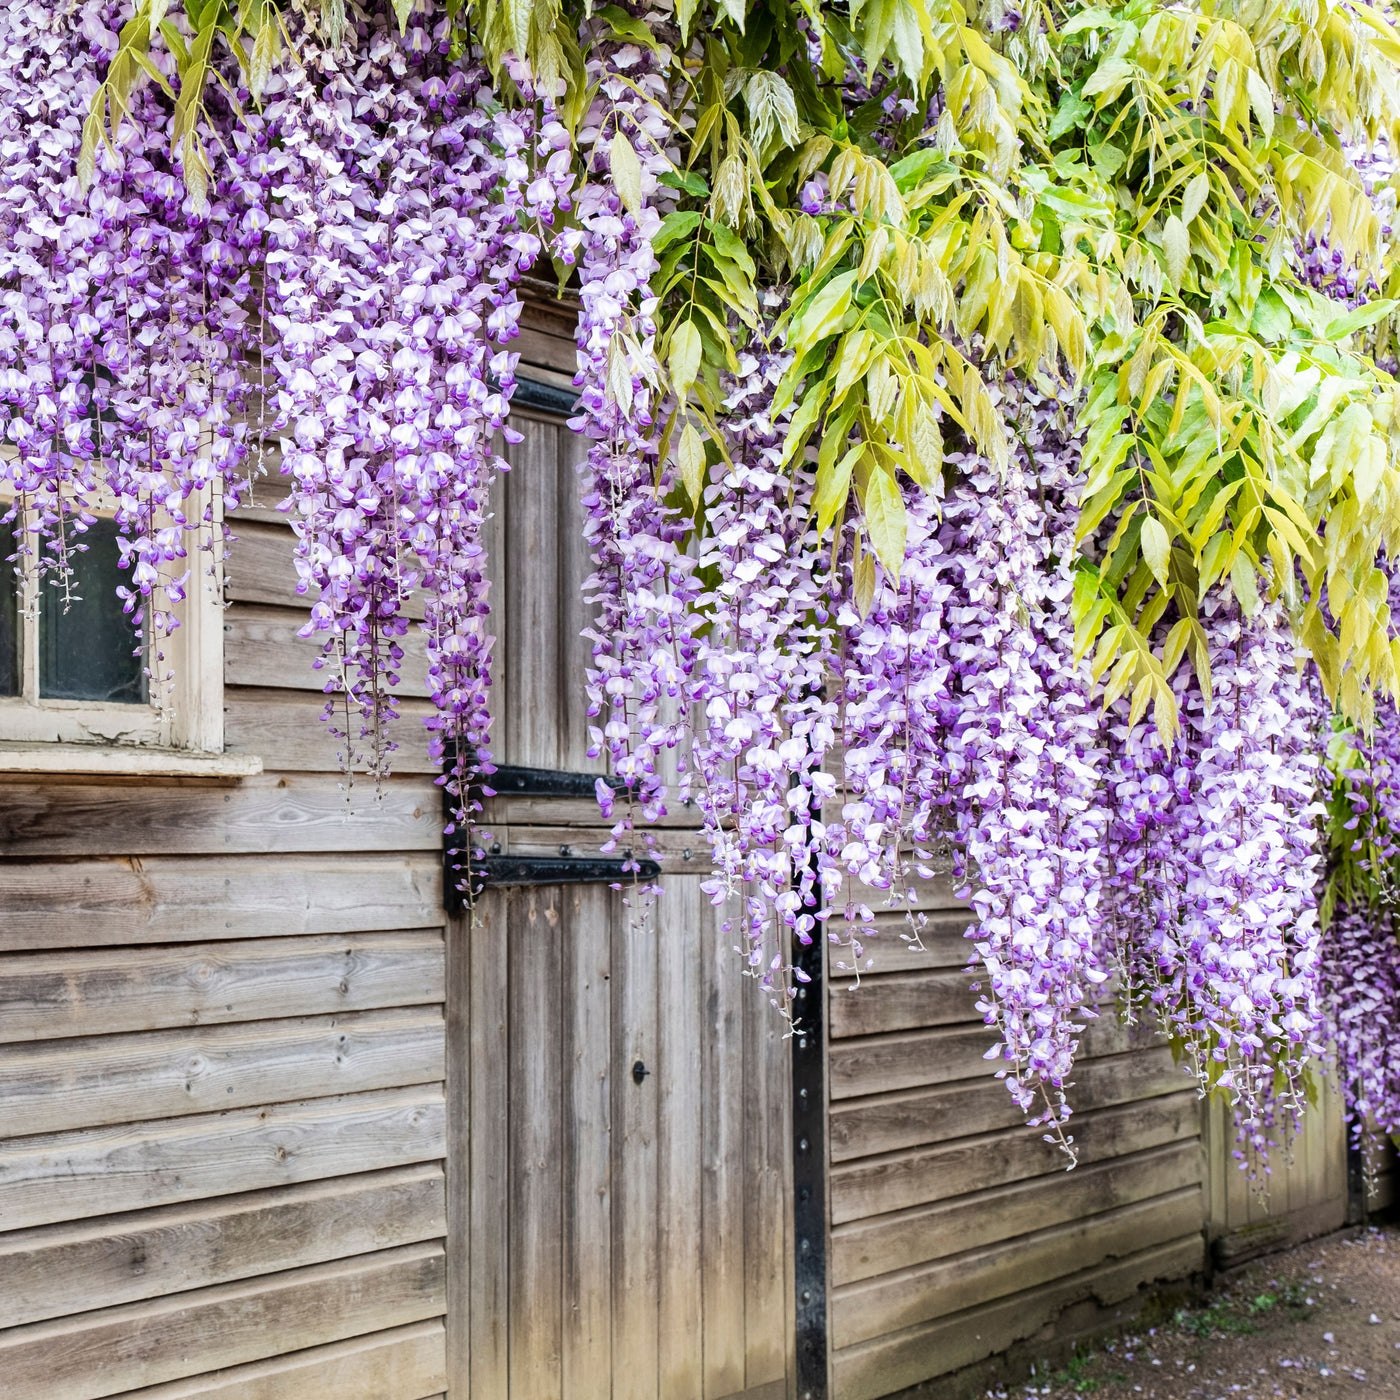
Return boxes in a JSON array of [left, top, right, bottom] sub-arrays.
[[6, 0, 1400, 1171]]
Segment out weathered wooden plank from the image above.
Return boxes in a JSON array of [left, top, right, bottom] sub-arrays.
[[503, 419, 563, 770], [613, 878, 660, 1400], [832, 1187, 1203, 1349], [0, 854, 442, 952], [0, 932, 445, 1042], [444, 913, 470, 1400], [713, 1384, 788, 1400], [557, 424, 599, 775], [467, 890, 509, 1398], [226, 521, 426, 620], [105, 1320, 447, 1400], [508, 887, 565, 1399], [701, 894, 746, 1400], [830, 1089, 1201, 1224], [224, 690, 438, 774], [480, 449, 508, 755], [828, 1010, 1166, 1100], [831, 1139, 1201, 1287], [835, 911, 975, 974], [224, 604, 431, 696], [836, 863, 965, 919], [742, 917, 790, 1393], [0, 776, 440, 857], [828, 968, 977, 1039], [0, 1164, 445, 1330], [828, 1023, 997, 1100], [829, 1047, 1192, 1163], [656, 879, 704, 1400], [0, 1242, 446, 1400], [562, 883, 613, 1400], [829, 1236, 1205, 1400], [0, 1007, 445, 1138], [0, 1086, 445, 1232], [515, 324, 579, 379]]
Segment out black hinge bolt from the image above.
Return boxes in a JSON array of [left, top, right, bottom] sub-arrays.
[[631, 1060, 650, 1086]]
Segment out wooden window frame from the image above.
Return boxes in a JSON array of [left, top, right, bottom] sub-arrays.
[[0, 486, 259, 777]]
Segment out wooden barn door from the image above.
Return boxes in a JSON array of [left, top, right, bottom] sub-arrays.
[[444, 392, 794, 1400]]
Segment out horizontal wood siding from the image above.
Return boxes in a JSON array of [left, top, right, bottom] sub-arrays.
[[0, 494, 448, 1396], [827, 903, 1206, 1400]]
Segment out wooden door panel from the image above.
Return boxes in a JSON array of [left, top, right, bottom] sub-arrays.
[[454, 874, 791, 1400]]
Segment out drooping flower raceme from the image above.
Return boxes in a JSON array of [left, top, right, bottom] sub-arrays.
[[0, 0, 252, 697], [564, 29, 703, 849], [936, 400, 1110, 1149], [1105, 597, 1326, 1131], [689, 334, 838, 999], [250, 14, 568, 822]]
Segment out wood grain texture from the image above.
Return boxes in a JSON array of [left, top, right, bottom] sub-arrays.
[[444, 914, 470, 1400], [830, 1090, 1201, 1224], [223, 605, 431, 696], [0, 1086, 445, 1232], [467, 891, 509, 1399], [225, 521, 426, 620], [562, 884, 613, 1400], [508, 888, 565, 1397], [829, 911, 974, 974], [0, 776, 439, 857], [700, 891, 747, 1400], [656, 881, 704, 1400], [830, 1140, 1201, 1287], [102, 1321, 447, 1400], [0, 1007, 445, 1138], [828, 968, 981, 1038], [0, 1165, 445, 1329], [830, 1236, 1205, 1400], [829, 1047, 1192, 1163], [742, 917, 791, 1394], [223, 691, 439, 773], [828, 1009, 1166, 1100], [831, 1187, 1203, 1348], [612, 871, 661, 1400], [502, 420, 564, 770], [0, 854, 442, 951], [0, 932, 445, 1042], [0, 1242, 445, 1400]]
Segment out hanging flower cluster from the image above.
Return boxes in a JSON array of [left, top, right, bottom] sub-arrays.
[[11, 0, 1400, 1171], [565, 26, 703, 848], [688, 334, 836, 993], [934, 396, 1109, 1147], [1321, 687, 1400, 1150], [1101, 600, 1327, 1141], [246, 12, 569, 809], [0, 0, 252, 698], [1322, 900, 1400, 1143]]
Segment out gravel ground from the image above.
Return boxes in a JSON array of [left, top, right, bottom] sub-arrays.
[[987, 1224, 1400, 1399]]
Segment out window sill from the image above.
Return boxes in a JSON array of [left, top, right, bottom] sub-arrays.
[[0, 744, 263, 778]]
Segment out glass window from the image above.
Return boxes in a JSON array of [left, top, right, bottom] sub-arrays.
[[0, 516, 17, 697], [39, 518, 147, 703]]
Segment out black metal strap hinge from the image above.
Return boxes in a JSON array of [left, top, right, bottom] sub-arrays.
[[442, 761, 655, 914]]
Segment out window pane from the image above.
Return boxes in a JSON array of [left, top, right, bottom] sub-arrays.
[[39, 518, 147, 703], [0, 516, 17, 697]]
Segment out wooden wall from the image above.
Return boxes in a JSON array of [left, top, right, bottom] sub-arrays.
[[0, 486, 451, 1398], [824, 877, 1206, 1400], [0, 297, 792, 1400]]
